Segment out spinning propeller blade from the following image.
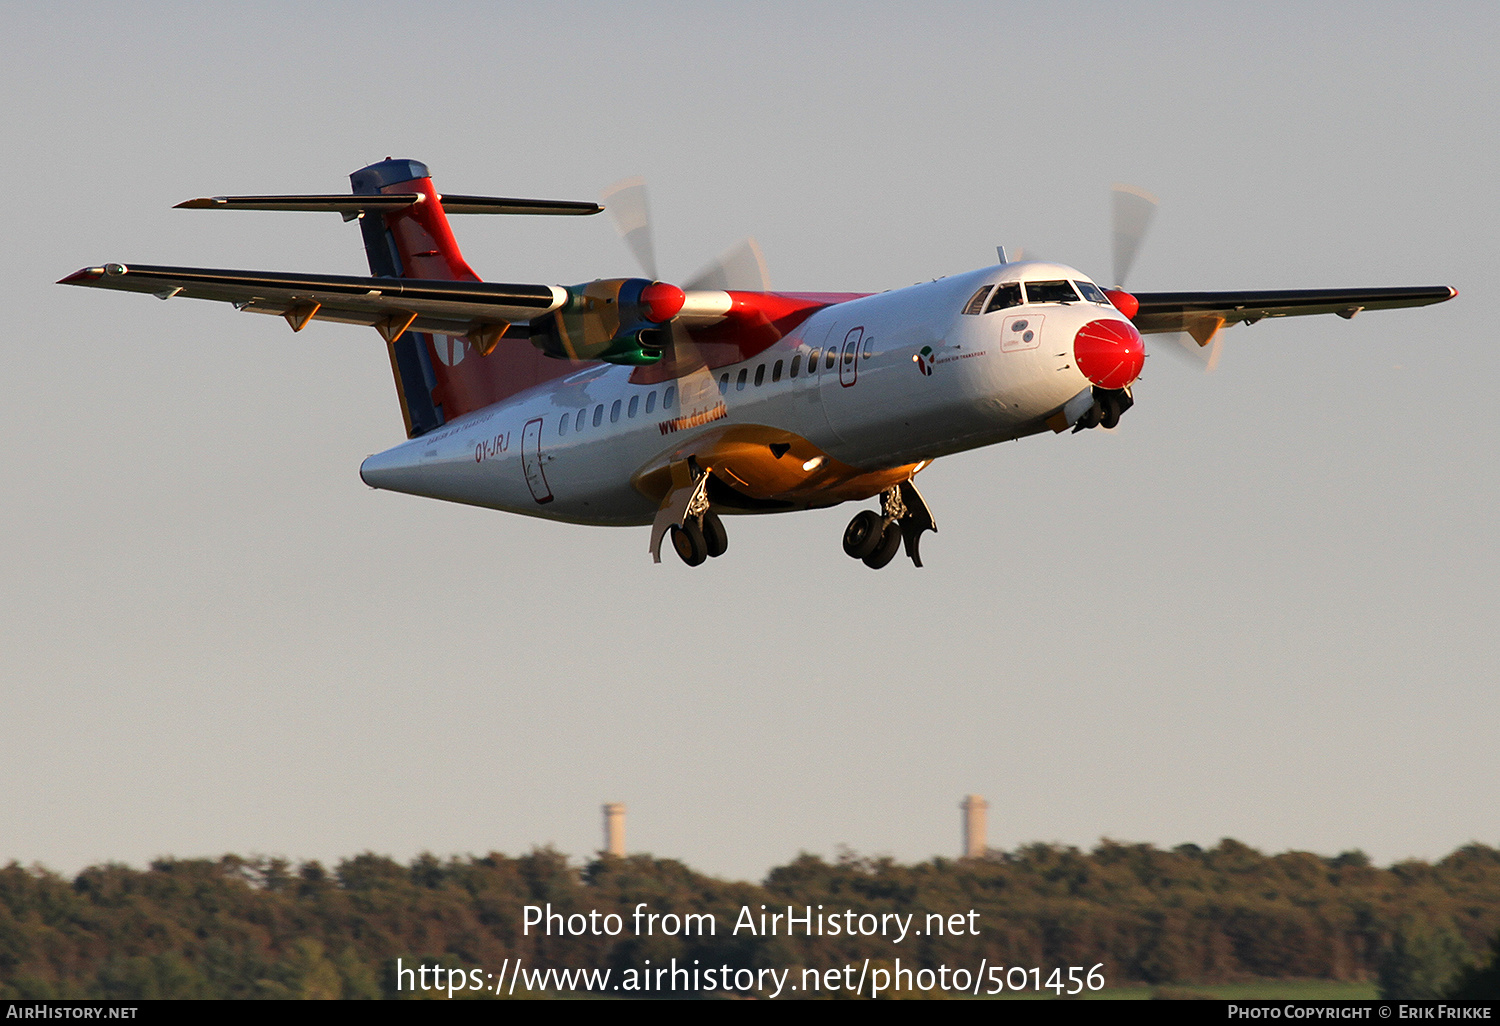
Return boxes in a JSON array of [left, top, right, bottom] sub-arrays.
[[601, 175, 773, 386], [1111, 183, 1158, 289], [685, 238, 770, 293], [601, 176, 659, 280], [1111, 183, 1221, 373]]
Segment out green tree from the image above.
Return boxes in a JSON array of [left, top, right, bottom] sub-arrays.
[[1377, 920, 1474, 998]]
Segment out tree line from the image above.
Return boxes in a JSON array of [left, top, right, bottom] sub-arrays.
[[1, 839, 1497, 998]]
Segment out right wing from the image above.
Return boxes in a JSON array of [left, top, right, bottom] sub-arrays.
[[58, 263, 564, 349], [1131, 285, 1456, 345]]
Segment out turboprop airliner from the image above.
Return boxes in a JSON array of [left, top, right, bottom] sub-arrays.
[[60, 159, 1456, 568]]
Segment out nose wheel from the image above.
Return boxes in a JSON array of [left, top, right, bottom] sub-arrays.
[[1073, 386, 1133, 432], [842, 479, 936, 569]]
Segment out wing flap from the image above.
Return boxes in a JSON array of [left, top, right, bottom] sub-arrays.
[[59, 263, 558, 339], [1132, 285, 1456, 335]]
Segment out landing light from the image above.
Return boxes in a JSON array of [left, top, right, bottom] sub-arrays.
[[802, 456, 823, 472]]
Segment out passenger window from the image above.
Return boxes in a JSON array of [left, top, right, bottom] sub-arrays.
[[790, 354, 802, 378], [772, 359, 783, 382], [628, 395, 639, 418], [842, 347, 854, 366], [575, 408, 586, 432], [807, 348, 820, 370], [718, 373, 729, 395], [825, 349, 836, 370], [736, 368, 748, 390], [985, 283, 1023, 313], [1024, 280, 1080, 304], [862, 338, 873, 359], [559, 414, 568, 436], [610, 400, 622, 423], [592, 404, 604, 428], [646, 390, 657, 414], [664, 385, 676, 409], [963, 285, 993, 315], [754, 365, 766, 387]]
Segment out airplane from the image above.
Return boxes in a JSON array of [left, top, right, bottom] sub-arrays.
[[59, 158, 1456, 569]]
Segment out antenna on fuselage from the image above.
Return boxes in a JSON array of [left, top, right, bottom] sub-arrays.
[[996, 246, 1007, 264]]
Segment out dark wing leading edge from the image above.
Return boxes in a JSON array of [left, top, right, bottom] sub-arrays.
[[1131, 285, 1457, 346], [57, 263, 564, 348]]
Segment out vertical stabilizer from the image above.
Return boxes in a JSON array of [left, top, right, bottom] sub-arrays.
[[350, 159, 582, 438]]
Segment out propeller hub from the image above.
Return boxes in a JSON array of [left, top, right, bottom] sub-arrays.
[[640, 281, 686, 323], [1101, 288, 1139, 320], [1074, 318, 1145, 390]]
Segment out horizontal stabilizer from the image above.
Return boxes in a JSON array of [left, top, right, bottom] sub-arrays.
[[174, 193, 603, 219]]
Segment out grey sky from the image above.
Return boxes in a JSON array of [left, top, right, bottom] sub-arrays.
[[2, 0, 1495, 881]]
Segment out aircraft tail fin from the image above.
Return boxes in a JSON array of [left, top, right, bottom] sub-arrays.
[[349, 160, 470, 436], [345, 159, 596, 438]]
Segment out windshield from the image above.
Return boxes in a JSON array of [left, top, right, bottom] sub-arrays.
[[984, 282, 1023, 313], [1075, 281, 1110, 305], [1023, 280, 1080, 304]]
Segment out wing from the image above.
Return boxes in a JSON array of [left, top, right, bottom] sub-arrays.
[[1132, 285, 1456, 345], [57, 263, 564, 347]]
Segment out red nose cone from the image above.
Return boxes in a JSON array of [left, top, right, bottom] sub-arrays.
[[640, 281, 686, 323], [1074, 318, 1145, 389]]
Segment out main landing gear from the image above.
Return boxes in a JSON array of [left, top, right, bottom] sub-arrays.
[[650, 461, 936, 570], [1072, 386, 1134, 432], [842, 479, 937, 570], [668, 508, 727, 567], [651, 458, 730, 567]]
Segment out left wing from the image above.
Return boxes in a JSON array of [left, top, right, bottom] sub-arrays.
[[58, 263, 564, 349], [1131, 285, 1456, 345]]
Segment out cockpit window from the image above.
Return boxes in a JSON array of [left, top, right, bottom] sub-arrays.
[[984, 282, 1023, 313], [1024, 280, 1080, 304], [962, 285, 992, 315], [1075, 281, 1110, 305]]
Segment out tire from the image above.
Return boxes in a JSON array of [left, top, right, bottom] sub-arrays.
[[670, 521, 708, 566], [843, 510, 885, 559], [862, 521, 903, 569], [1077, 400, 1102, 430], [701, 511, 728, 558], [1100, 395, 1122, 429]]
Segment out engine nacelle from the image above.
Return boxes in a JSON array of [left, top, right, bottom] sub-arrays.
[[528, 278, 683, 365]]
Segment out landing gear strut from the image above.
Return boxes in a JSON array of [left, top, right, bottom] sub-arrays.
[[651, 459, 729, 566], [1072, 386, 1134, 432], [842, 479, 937, 570]]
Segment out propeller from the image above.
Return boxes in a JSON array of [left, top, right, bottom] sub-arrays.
[[1111, 183, 1221, 372], [602, 177, 769, 292], [1111, 183, 1157, 289], [601, 176, 771, 411]]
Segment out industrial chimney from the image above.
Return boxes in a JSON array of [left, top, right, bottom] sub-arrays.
[[602, 803, 626, 857], [960, 795, 988, 858]]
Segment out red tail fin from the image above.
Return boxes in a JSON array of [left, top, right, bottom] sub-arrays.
[[350, 159, 580, 437]]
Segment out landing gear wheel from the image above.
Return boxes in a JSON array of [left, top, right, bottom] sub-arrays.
[[862, 522, 903, 569], [1100, 394, 1122, 430], [843, 510, 885, 559], [1076, 400, 1103, 431], [701, 511, 728, 558], [670, 521, 708, 566]]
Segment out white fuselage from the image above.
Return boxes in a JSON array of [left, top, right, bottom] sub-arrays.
[[359, 262, 1122, 525]]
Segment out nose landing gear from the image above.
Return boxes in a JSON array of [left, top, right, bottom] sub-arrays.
[[1072, 386, 1134, 432], [842, 479, 936, 570]]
